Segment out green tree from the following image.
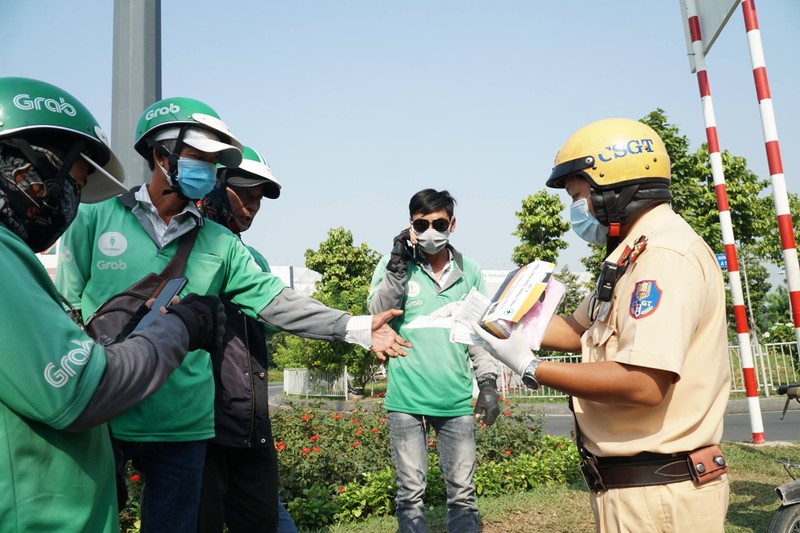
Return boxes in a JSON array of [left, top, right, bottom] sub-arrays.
[[553, 265, 589, 316], [511, 190, 571, 266], [272, 227, 382, 390]]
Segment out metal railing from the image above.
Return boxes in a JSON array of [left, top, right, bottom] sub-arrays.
[[283, 366, 348, 399], [498, 342, 800, 399], [281, 342, 800, 400], [728, 341, 799, 397]]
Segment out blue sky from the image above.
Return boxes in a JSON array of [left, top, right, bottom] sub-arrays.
[[3, 1, 799, 274]]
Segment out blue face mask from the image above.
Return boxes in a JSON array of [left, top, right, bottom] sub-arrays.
[[174, 157, 217, 200], [570, 198, 608, 244]]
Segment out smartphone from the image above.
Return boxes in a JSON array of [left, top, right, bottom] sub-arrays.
[[133, 276, 188, 331]]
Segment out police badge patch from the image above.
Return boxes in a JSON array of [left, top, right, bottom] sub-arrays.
[[629, 280, 661, 319]]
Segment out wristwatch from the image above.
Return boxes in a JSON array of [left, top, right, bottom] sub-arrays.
[[521, 358, 541, 390]]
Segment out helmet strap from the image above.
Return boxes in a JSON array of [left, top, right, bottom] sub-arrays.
[[148, 125, 191, 200]]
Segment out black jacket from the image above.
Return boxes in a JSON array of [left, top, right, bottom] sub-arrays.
[[210, 298, 273, 447]]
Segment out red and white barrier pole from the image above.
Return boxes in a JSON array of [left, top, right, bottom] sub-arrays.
[[741, 0, 800, 360], [686, 0, 764, 444]]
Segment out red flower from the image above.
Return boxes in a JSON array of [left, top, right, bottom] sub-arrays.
[[275, 441, 286, 452], [310, 435, 319, 442], [379, 417, 387, 423], [504, 450, 512, 456], [498, 394, 504, 401], [503, 410, 511, 416], [352, 441, 361, 448], [351, 418, 359, 424], [130, 474, 141, 482], [302, 447, 310, 454], [505, 401, 511, 407], [339, 486, 345, 493], [313, 447, 320, 453], [332, 414, 342, 420], [356, 429, 363, 436], [301, 414, 310, 422], [557, 444, 563, 449], [371, 427, 379, 434], [428, 439, 436, 448]]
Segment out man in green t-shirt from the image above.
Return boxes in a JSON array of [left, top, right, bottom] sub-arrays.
[[0, 78, 223, 533], [368, 189, 499, 533], [56, 97, 409, 533]]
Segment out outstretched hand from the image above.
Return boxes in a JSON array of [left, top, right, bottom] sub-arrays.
[[370, 309, 412, 361]]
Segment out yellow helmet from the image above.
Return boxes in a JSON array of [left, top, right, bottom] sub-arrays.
[[547, 118, 670, 190]]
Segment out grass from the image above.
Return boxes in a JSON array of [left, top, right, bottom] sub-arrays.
[[295, 441, 800, 533]]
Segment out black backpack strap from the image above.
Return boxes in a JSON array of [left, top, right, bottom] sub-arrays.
[[117, 185, 141, 209], [116, 185, 198, 278], [160, 226, 199, 278]]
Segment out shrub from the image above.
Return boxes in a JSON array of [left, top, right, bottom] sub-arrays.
[[287, 482, 338, 529], [272, 398, 580, 526], [119, 464, 143, 532], [272, 400, 393, 500]]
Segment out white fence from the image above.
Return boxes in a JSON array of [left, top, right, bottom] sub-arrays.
[[281, 342, 800, 400], [499, 341, 800, 399], [283, 366, 348, 399], [728, 341, 799, 397]]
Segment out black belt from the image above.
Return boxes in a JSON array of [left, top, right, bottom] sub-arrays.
[[582, 452, 693, 491]]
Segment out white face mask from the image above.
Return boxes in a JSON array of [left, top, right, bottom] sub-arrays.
[[414, 228, 450, 254]]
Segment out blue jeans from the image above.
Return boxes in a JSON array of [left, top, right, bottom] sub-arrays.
[[387, 412, 478, 533], [277, 498, 298, 533], [114, 439, 207, 533]]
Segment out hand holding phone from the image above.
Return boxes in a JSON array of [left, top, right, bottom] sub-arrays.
[[133, 277, 188, 331]]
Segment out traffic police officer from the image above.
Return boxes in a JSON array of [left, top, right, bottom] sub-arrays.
[[474, 118, 730, 532]]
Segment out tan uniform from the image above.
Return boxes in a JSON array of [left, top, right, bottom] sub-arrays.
[[571, 204, 730, 532]]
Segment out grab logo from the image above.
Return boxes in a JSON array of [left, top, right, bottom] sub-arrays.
[[145, 102, 180, 121], [14, 93, 77, 116], [97, 232, 127, 256], [44, 340, 93, 388], [407, 281, 421, 298], [97, 260, 127, 270]]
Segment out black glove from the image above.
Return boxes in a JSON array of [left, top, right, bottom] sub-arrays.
[[166, 293, 226, 353], [474, 377, 501, 426], [387, 229, 415, 276]]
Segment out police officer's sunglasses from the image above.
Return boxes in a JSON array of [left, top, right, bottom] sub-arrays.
[[411, 218, 451, 233]]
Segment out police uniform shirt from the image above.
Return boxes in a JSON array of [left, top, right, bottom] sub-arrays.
[[571, 204, 730, 457]]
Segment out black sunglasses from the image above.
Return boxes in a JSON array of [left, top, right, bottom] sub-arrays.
[[411, 217, 451, 233]]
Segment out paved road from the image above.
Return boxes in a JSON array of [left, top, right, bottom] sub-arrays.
[[542, 402, 800, 443], [270, 383, 800, 443]]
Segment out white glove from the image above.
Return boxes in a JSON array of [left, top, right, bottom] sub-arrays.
[[429, 301, 463, 319], [471, 322, 535, 376]]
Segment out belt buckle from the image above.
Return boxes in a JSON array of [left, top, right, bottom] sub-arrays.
[[579, 452, 607, 492]]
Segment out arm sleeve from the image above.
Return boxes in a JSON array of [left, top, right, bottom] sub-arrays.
[[469, 343, 499, 382], [467, 264, 497, 381], [258, 287, 350, 342], [367, 256, 406, 314], [65, 314, 191, 431]]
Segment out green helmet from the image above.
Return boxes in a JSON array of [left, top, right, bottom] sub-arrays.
[[0, 77, 126, 203], [134, 96, 242, 167], [220, 145, 282, 199]]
